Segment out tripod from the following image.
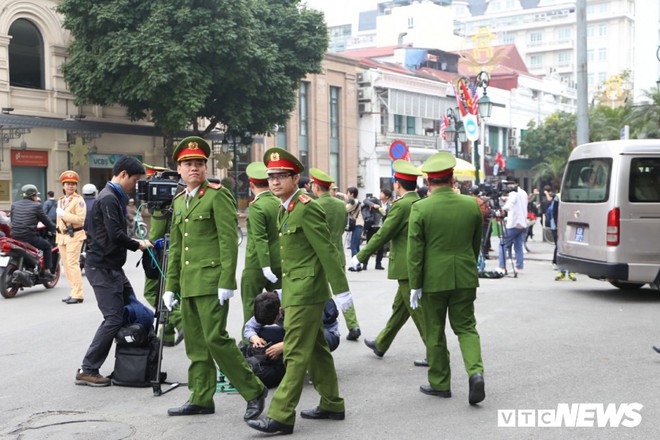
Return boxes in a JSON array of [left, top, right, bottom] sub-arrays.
[[150, 233, 184, 396]]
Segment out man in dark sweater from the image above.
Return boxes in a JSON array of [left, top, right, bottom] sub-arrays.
[[75, 156, 152, 387]]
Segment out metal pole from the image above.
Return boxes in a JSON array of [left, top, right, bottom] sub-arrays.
[[576, 0, 589, 145], [474, 139, 480, 185], [233, 137, 239, 201]]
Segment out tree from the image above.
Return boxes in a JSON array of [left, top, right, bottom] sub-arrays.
[[627, 88, 660, 139], [519, 111, 576, 164], [531, 155, 567, 191], [57, 0, 328, 164]]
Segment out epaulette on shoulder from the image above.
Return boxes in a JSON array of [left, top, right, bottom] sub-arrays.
[[298, 194, 311, 204], [391, 198, 400, 204], [207, 182, 222, 190], [173, 191, 185, 200]]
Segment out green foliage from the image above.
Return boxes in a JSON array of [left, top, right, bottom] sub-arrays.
[[627, 88, 660, 139], [519, 111, 576, 164], [57, 0, 328, 141], [532, 155, 567, 191]]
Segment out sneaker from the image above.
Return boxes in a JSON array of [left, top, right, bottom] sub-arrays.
[[551, 263, 558, 270], [75, 369, 111, 387], [568, 272, 577, 281], [555, 272, 565, 281]]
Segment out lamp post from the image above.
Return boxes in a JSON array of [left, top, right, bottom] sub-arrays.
[[0, 125, 31, 170], [444, 108, 457, 155], [475, 71, 492, 185]]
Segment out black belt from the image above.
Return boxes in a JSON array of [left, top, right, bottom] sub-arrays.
[[57, 227, 83, 234]]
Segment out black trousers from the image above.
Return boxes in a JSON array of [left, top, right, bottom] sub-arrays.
[[18, 234, 53, 273], [81, 267, 135, 374], [364, 226, 384, 267]]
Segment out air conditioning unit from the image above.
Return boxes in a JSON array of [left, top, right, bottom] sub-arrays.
[[357, 87, 374, 102], [508, 136, 517, 147], [484, 144, 491, 155], [358, 102, 372, 115], [357, 72, 371, 85], [509, 146, 521, 157]]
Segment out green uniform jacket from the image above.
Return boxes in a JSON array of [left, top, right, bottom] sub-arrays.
[[279, 190, 349, 307], [357, 191, 419, 280], [315, 193, 347, 266], [244, 190, 281, 270], [407, 187, 482, 292], [165, 181, 238, 297]]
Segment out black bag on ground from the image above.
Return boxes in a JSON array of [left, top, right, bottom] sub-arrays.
[[111, 325, 163, 387]]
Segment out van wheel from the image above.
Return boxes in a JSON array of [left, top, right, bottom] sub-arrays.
[[609, 280, 645, 290]]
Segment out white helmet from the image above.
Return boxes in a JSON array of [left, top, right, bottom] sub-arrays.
[[82, 183, 97, 196]]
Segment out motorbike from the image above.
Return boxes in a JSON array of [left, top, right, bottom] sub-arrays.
[[0, 226, 61, 298]]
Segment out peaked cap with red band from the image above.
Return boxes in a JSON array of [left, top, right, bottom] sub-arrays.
[[173, 136, 211, 162], [246, 161, 269, 183], [392, 160, 422, 181], [421, 152, 457, 179], [309, 167, 334, 187], [59, 170, 80, 183], [263, 147, 304, 175]]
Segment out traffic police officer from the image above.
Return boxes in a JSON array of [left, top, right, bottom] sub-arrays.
[[240, 161, 282, 333], [163, 136, 267, 419], [57, 170, 87, 304], [246, 148, 354, 435], [142, 164, 183, 346], [351, 160, 426, 361], [407, 152, 485, 405], [309, 167, 361, 340]]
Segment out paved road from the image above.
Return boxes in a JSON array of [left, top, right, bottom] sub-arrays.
[[1, 231, 659, 439]]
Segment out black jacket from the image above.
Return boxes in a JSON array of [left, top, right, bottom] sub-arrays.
[[10, 198, 56, 239], [86, 184, 139, 270], [83, 196, 96, 232]]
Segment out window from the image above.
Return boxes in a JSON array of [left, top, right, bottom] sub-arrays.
[[530, 54, 542, 67], [380, 105, 388, 135], [588, 73, 594, 86], [276, 125, 287, 148], [630, 158, 660, 202], [562, 158, 612, 203], [502, 33, 515, 45], [587, 49, 594, 62], [299, 82, 309, 171], [598, 72, 606, 83], [598, 48, 607, 61], [407, 17, 414, 29], [406, 116, 415, 135], [8, 19, 45, 89], [558, 27, 571, 41], [329, 86, 340, 182], [394, 115, 404, 133], [598, 23, 607, 36], [529, 31, 543, 43], [587, 25, 595, 37], [558, 51, 571, 65]]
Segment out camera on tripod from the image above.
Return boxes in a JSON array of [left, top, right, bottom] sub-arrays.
[[136, 170, 181, 211]]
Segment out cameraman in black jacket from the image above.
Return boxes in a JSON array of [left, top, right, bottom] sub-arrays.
[[10, 184, 57, 279]]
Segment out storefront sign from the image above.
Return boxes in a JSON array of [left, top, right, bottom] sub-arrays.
[[11, 150, 49, 167], [89, 154, 143, 169]]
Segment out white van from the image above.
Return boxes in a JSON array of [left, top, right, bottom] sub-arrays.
[[557, 140, 660, 290]]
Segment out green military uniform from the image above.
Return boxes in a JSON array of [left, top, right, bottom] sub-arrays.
[[310, 167, 360, 333], [240, 162, 282, 332], [407, 152, 484, 392], [165, 137, 264, 408], [355, 160, 425, 354], [264, 150, 348, 427]]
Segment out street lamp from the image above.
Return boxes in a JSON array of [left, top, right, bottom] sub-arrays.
[[445, 108, 457, 155], [456, 123, 466, 158], [475, 70, 491, 185]]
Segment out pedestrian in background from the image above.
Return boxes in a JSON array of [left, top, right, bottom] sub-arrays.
[[345, 186, 364, 259], [56, 171, 87, 305], [42, 190, 57, 223], [408, 152, 485, 405]]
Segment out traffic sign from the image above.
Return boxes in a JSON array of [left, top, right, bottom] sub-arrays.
[[463, 114, 479, 142], [389, 140, 410, 161]]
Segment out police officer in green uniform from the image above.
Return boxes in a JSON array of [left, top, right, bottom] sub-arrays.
[[309, 167, 361, 341], [163, 136, 267, 419], [350, 160, 426, 361], [141, 164, 184, 347], [246, 148, 354, 435], [240, 161, 282, 334], [407, 152, 485, 405]]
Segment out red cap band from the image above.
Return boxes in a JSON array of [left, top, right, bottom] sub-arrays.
[[267, 158, 299, 174], [311, 176, 332, 187], [394, 171, 418, 181], [426, 168, 454, 179], [249, 177, 268, 184]]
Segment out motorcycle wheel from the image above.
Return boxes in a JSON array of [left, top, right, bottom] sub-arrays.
[[43, 264, 61, 289], [0, 264, 20, 298], [138, 223, 148, 238]]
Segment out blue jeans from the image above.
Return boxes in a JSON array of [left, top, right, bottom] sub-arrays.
[[350, 225, 363, 257], [498, 227, 525, 270]]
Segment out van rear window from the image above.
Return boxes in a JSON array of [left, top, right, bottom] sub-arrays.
[[630, 158, 660, 203], [562, 158, 612, 203]]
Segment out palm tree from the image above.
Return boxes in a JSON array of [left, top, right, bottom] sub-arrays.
[[532, 155, 567, 191], [627, 88, 660, 139]]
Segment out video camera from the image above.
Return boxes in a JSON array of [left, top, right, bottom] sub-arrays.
[[136, 170, 182, 211], [478, 179, 517, 212]]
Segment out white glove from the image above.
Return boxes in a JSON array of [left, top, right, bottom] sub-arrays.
[[410, 289, 422, 310], [333, 291, 354, 312], [163, 291, 178, 312], [350, 255, 361, 270], [262, 267, 278, 283], [56, 207, 65, 217], [274, 289, 282, 302], [218, 288, 234, 306]]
